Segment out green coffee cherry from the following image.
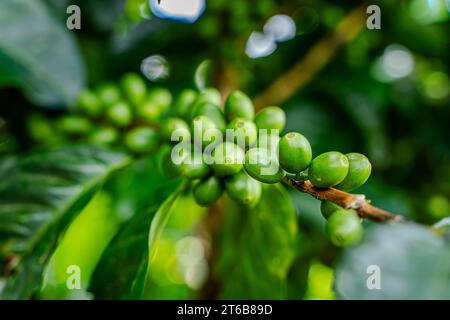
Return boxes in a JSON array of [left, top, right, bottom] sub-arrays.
[[278, 132, 312, 174], [254, 106, 286, 132], [174, 89, 197, 119], [106, 101, 133, 127], [226, 118, 257, 149], [124, 127, 160, 154], [180, 150, 211, 179], [57, 115, 93, 135], [194, 102, 226, 131], [161, 117, 190, 143], [138, 88, 172, 122], [97, 84, 122, 107], [200, 88, 222, 106], [89, 127, 119, 145], [308, 152, 349, 188], [224, 90, 254, 121], [244, 147, 286, 184], [211, 142, 245, 176], [193, 176, 224, 206], [335, 153, 372, 191], [191, 115, 221, 148], [327, 209, 363, 247], [77, 90, 103, 118], [320, 201, 342, 220], [121, 73, 147, 107], [188, 88, 222, 121], [225, 171, 262, 208]]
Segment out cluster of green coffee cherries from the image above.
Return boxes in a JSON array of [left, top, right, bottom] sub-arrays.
[[30, 73, 173, 153], [158, 89, 372, 247]]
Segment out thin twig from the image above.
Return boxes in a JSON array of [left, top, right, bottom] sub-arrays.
[[253, 5, 367, 110], [282, 177, 404, 223]]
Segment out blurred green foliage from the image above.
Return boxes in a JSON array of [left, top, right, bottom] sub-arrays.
[[0, 0, 449, 300]]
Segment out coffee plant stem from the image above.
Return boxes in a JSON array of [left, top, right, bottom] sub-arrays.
[[282, 177, 404, 223], [253, 5, 366, 110]]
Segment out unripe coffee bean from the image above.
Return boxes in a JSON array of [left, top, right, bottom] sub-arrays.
[[124, 127, 160, 153], [89, 126, 119, 145], [193, 176, 224, 206], [308, 151, 349, 188], [327, 209, 363, 247], [225, 171, 262, 207], [77, 90, 103, 118], [254, 106, 286, 132], [174, 89, 197, 119], [189, 88, 222, 121], [180, 150, 211, 179], [57, 115, 93, 135], [279, 132, 312, 174], [335, 153, 372, 191], [107, 101, 133, 127], [194, 102, 227, 131], [211, 142, 245, 176], [226, 118, 257, 149], [138, 88, 172, 122], [121, 73, 147, 107], [224, 90, 255, 121], [191, 115, 221, 148], [320, 200, 342, 220], [97, 84, 122, 107], [244, 147, 286, 184], [161, 117, 190, 143]]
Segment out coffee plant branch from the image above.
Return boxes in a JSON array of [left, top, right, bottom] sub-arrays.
[[282, 177, 404, 223], [253, 5, 366, 111]]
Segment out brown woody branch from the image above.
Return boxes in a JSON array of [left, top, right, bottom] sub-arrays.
[[282, 177, 404, 223], [253, 5, 367, 110]]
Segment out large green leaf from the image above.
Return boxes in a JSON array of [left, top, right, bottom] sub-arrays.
[[216, 184, 298, 299], [0, 0, 86, 106], [0, 146, 130, 299], [335, 223, 450, 299], [88, 164, 182, 300]]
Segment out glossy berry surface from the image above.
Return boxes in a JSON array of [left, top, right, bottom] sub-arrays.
[[124, 127, 160, 154], [308, 151, 349, 188], [335, 153, 372, 191], [121, 73, 147, 107], [320, 200, 343, 220], [244, 147, 286, 184], [77, 90, 103, 118], [194, 102, 227, 131], [224, 90, 255, 121], [327, 209, 363, 247], [278, 132, 312, 174], [211, 142, 245, 176], [106, 101, 133, 127], [193, 176, 224, 206], [225, 171, 262, 208], [180, 150, 211, 179], [191, 115, 221, 148], [173, 89, 197, 119], [161, 117, 190, 143], [254, 106, 286, 132], [226, 118, 257, 149]]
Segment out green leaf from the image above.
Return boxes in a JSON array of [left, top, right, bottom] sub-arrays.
[[0, 0, 86, 107], [0, 146, 130, 299], [335, 223, 450, 299], [216, 184, 298, 299], [88, 158, 181, 299]]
